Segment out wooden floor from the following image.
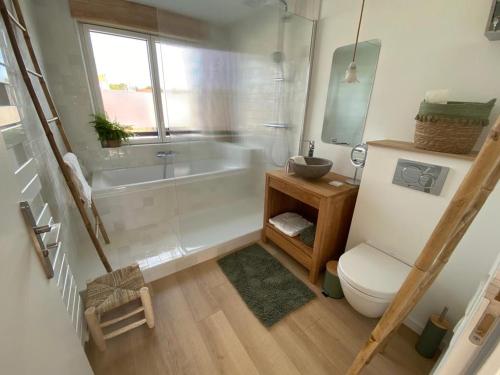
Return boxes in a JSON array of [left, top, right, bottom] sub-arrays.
[[86, 242, 437, 375]]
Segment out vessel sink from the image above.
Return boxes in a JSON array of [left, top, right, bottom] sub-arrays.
[[289, 157, 333, 179]]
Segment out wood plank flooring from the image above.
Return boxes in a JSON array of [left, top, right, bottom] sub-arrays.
[[86, 242, 437, 375]]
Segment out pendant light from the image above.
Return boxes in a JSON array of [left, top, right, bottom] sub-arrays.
[[344, 0, 366, 83]]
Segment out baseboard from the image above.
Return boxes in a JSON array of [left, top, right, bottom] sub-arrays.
[[404, 315, 425, 334]]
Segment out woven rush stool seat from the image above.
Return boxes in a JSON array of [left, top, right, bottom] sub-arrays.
[[84, 264, 155, 351], [86, 264, 145, 314]]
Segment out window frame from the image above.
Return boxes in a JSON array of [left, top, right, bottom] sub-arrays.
[[153, 35, 214, 138], [80, 24, 168, 143]]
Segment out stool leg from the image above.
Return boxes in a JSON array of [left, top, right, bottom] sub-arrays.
[[140, 287, 155, 328], [85, 307, 106, 351]]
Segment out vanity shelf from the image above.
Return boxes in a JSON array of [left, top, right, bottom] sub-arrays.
[[367, 140, 478, 161], [262, 170, 358, 283]]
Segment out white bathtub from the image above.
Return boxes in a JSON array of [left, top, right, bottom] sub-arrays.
[[92, 158, 246, 197], [87, 141, 264, 282]]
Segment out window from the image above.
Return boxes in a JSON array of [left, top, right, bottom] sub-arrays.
[[156, 41, 199, 132], [82, 24, 219, 143], [85, 27, 159, 138]]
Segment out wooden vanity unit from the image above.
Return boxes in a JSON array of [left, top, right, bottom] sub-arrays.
[[262, 170, 358, 283]]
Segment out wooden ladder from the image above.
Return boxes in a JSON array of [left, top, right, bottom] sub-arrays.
[[348, 117, 500, 374], [0, 0, 112, 272]]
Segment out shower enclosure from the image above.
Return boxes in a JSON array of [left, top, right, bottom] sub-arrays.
[[81, 0, 315, 280]]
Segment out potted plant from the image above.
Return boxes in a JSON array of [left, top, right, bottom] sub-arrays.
[[90, 113, 133, 148]]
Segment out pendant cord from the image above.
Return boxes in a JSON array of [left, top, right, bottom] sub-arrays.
[[352, 0, 366, 62]]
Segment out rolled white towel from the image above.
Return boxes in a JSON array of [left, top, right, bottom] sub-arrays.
[[63, 152, 92, 208], [290, 155, 307, 165], [424, 89, 449, 104]]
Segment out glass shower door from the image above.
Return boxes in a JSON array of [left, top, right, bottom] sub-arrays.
[[153, 1, 314, 257]]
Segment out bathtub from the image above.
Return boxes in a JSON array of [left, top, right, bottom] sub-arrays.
[[92, 158, 246, 197], [87, 141, 265, 282]]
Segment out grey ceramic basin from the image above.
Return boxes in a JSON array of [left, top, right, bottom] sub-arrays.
[[290, 157, 333, 179]]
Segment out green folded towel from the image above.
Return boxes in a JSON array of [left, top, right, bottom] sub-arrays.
[[300, 225, 316, 247], [415, 99, 496, 126]]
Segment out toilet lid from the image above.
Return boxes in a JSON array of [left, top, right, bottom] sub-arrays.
[[338, 243, 411, 300]]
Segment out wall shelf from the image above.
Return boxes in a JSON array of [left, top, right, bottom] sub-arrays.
[[485, 30, 500, 41], [485, 0, 500, 40], [367, 140, 478, 161]]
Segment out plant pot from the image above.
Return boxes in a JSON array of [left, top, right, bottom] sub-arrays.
[[101, 139, 122, 148]]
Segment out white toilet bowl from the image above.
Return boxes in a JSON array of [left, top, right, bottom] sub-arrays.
[[338, 243, 410, 318]]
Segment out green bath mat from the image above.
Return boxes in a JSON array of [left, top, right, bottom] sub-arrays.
[[217, 244, 316, 327]]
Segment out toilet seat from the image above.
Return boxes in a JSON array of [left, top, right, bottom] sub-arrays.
[[338, 243, 410, 300]]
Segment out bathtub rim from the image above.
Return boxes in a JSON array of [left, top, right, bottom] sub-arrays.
[[92, 166, 250, 198]]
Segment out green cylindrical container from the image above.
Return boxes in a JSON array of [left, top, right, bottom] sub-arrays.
[[322, 261, 344, 299], [415, 314, 450, 358]]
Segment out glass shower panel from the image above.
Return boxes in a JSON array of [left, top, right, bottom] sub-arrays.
[[153, 2, 314, 256], [282, 13, 314, 158], [155, 40, 233, 135]]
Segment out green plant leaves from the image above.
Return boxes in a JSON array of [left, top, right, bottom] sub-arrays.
[[90, 113, 133, 142]]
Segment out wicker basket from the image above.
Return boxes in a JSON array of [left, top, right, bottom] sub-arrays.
[[414, 120, 483, 154], [414, 99, 496, 154]]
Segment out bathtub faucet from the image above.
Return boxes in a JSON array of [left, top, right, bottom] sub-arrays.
[[156, 151, 176, 158]]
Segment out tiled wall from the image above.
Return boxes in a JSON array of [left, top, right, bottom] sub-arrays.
[[24, 0, 312, 174], [23, 0, 99, 171], [9, 1, 107, 287]]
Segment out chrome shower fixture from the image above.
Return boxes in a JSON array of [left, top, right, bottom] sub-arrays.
[[243, 0, 288, 11]]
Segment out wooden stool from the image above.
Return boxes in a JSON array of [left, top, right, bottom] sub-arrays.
[[84, 264, 154, 351]]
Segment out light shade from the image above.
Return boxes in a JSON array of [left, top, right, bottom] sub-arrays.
[[343, 61, 359, 83]]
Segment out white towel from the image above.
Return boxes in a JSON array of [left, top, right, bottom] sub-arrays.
[[63, 152, 92, 208], [424, 89, 449, 104], [269, 212, 313, 237], [290, 155, 307, 165], [285, 155, 307, 173]]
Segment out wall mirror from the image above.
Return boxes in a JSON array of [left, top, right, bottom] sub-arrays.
[[321, 39, 381, 146]]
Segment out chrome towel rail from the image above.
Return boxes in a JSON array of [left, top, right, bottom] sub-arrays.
[[19, 201, 60, 278]]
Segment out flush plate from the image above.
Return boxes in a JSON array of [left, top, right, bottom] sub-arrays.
[[392, 159, 449, 196]]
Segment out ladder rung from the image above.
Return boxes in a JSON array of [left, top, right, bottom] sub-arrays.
[[6, 10, 26, 32], [46, 116, 58, 123], [26, 68, 43, 78]]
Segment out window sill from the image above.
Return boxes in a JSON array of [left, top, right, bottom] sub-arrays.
[[121, 133, 235, 147]]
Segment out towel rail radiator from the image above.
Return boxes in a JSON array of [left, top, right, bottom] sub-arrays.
[[19, 201, 57, 278]]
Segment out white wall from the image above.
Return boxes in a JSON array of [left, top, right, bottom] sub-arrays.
[[0, 131, 92, 374], [306, 0, 500, 332], [346, 145, 500, 331], [304, 0, 500, 176]]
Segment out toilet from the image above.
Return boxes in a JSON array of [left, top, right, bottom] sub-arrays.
[[338, 242, 411, 318]]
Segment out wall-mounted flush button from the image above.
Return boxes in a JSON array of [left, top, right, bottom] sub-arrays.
[[393, 159, 449, 196]]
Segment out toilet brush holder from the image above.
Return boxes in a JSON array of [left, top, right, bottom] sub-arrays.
[[322, 261, 344, 299], [416, 307, 450, 358]]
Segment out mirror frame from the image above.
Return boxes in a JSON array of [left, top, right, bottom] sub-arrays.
[[321, 39, 381, 147]]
